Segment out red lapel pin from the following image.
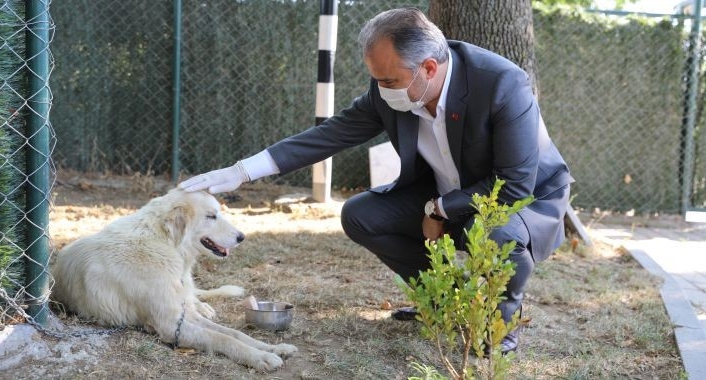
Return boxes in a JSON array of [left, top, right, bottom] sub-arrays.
[[451, 113, 460, 121]]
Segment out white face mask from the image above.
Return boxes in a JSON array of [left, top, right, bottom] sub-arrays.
[[378, 65, 430, 112]]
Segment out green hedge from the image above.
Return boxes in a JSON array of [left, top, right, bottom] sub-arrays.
[[0, 0, 26, 306], [534, 6, 686, 211], [48, 2, 699, 212]]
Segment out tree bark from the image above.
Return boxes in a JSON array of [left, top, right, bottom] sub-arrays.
[[429, 0, 539, 96]]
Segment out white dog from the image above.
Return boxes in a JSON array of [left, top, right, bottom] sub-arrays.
[[51, 188, 297, 371]]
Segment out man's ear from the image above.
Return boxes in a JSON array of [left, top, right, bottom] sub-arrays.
[[421, 58, 439, 79]]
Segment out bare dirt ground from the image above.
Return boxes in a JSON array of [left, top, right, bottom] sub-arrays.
[[2, 171, 684, 379]]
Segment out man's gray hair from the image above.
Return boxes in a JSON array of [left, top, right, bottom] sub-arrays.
[[358, 7, 449, 69]]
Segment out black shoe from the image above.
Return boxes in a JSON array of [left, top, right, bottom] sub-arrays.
[[498, 305, 522, 355], [499, 329, 519, 354], [482, 327, 521, 356], [391, 306, 418, 321]]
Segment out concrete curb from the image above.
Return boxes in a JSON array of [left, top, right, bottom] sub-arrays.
[[629, 248, 706, 379]]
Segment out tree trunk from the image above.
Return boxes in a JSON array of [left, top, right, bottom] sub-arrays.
[[428, 0, 539, 96]]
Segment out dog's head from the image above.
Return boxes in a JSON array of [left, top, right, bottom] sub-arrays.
[[159, 188, 244, 258]]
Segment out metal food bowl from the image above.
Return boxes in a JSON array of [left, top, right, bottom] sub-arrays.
[[245, 301, 294, 331]]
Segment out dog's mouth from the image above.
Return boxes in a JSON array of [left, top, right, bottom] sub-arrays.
[[200, 237, 228, 257]]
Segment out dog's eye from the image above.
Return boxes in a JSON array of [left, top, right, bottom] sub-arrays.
[[206, 214, 217, 220]]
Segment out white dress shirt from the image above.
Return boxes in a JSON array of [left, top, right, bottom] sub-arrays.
[[411, 52, 458, 218]]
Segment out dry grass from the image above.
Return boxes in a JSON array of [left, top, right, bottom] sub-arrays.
[[12, 174, 684, 379]]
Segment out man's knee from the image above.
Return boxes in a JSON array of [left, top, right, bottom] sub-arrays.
[[488, 214, 530, 253], [340, 193, 368, 240]]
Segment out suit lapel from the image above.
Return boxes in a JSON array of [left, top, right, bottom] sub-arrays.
[[445, 48, 468, 173]]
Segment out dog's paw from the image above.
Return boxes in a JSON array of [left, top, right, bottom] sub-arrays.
[[252, 351, 284, 371], [272, 343, 298, 358], [196, 301, 216, 319]]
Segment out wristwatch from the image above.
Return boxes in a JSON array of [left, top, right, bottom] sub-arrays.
[[424, 199, 445, 221]]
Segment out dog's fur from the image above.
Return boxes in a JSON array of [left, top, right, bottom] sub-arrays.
[[51, 188, 297, 371]]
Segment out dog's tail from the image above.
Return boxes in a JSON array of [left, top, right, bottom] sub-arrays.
[[194, 285, 245, 299]]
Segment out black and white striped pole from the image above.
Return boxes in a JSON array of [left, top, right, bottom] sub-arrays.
[[312, 0, 338, 202]]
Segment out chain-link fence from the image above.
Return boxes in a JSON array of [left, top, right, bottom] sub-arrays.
[[47, 1, 706, 212], [49, 1, 173, 175], [50, 0, 428, 188], [535, 9, 692, 212], [1, 0, 55, 327], [3, 1, 706, 326]]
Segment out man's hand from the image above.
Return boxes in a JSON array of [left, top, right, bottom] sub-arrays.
[[179, 162, 249, 194], [422, 215, 445, 241]]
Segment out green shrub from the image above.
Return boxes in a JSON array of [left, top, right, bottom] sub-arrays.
[[398, 179, 533, 380]]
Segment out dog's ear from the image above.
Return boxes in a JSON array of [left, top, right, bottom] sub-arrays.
[[163, 204, 192, 244]]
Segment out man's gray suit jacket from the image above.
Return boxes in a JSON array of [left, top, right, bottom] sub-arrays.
[[267, 40, 574, 262]]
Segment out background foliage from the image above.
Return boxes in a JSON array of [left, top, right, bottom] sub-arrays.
[[47, 1, 705, 213], [0, 0, 26, 304]]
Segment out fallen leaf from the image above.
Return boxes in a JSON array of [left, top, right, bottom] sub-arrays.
[[175, 347, 198, 355]]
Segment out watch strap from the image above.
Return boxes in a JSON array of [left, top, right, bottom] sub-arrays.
[[428, 212, 445, 221]]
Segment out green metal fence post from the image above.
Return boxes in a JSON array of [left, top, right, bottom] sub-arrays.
[[24, 0, 52, 325], [171, 0, 182, 183], [681, 0, 702, 215]]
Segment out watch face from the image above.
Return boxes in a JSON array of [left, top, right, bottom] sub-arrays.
[[424, 201, 434, 215]]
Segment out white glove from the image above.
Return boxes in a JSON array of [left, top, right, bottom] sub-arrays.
[[179, 161, 250, 194]]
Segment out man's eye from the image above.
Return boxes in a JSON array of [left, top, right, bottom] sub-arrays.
[[206, 214, 217, 220]]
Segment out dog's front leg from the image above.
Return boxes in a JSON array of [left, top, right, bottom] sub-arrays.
[[193, 313, 298, 358], [171, 317, 286, 371], [181, 273, 217, 318], [192, 296, 216, 319]]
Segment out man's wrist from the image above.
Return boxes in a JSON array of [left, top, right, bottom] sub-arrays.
[[424, 198, 446, 221], [234, 161, 251, 182], [241, 150, 280, 181]]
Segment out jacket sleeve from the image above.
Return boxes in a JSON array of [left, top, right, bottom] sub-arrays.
[[266, 85, 385, 175]]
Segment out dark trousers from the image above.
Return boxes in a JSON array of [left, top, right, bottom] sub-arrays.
[[340, 185, 534, 323]]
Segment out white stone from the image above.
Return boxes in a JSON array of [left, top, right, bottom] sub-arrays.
[[368, 141, 400, 188]]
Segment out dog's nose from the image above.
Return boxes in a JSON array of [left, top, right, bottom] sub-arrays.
[[236, 232, 245, 243]]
